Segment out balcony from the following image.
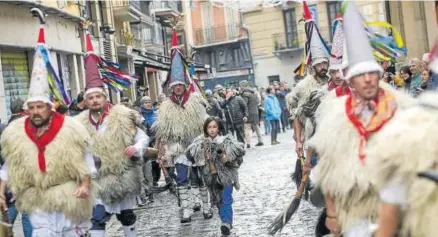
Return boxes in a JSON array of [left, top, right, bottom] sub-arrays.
[[194, 24, 246, 47], [272, 32, 302, 58], [152, 0, 181, 25], [112, 0, 140, 22], [129, 23, 164, 53]]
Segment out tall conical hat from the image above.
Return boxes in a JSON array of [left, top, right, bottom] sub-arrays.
[[84, 31, 105, 96], [27, 23, 52, 106], [303, 1, 329, 67], [26, 8, 71, 107], [329, 14, 346, 71], [167, 28, 189, 88], [343, 1, 382, 81]]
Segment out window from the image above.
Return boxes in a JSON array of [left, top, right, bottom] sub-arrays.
[[268, 75, 280, 85], [326, 1, 342, 42], [232, 48, 240, 67], [84, 1, 96, 36], [283, 8, 299, 48]]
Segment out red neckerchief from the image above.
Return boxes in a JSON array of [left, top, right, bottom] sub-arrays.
[[25, 112, 65, 173], [327, 80, 337, 91], [89, 104, 112, 130], [170, 91, 190, 108], [345, 89, 397, 163], [335, 83, 352, 97]]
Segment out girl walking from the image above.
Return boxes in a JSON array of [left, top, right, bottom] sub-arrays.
[[187, 117, 245, 235]]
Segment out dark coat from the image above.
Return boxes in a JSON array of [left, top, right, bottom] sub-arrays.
[[240, 89, 260, 124], [206, 97, 224, 119], [225, 95, 248, 125]]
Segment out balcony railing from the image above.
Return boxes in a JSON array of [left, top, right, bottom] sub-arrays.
[[154, 0, 179, 12], [273, 32, 300, 51], [194, 24, 244, 46], [129, 23, 163, 50], [112, 0, 152, 22]]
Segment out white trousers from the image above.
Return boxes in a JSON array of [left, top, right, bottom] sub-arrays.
[[344, 218, 373, 237], [30, 209, 91, 237]]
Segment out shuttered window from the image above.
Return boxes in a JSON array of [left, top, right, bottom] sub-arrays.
[[1, 51, 30, 118]]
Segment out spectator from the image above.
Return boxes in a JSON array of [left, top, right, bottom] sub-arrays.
[[9, 98, 26, 123], [409, 58, 424, 96], [415, 69, 431, 95], [275, 88, 288, 132], [264, 87, 281, 145], [400, 65, 412, 92], [120, 97, 132, 108], [224, 89, 248, 144], [56, 104, 70, 115], [205, 89, 224, 119], [68, 91, 86, 116], [140, 96, 157, 130], [260, 90, 270, 135], [239, 81, 263, 148], [423, 52, 438, 91]]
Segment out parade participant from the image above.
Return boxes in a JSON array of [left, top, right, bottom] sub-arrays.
[[76, 27, 147, 237], [154, 28, 208, 223], [365, 92, 438, 237], [186, 117, 245, 235], [308, 2, 414, 236], [0, 8, 94, 236], [286, 1, 329, 175]]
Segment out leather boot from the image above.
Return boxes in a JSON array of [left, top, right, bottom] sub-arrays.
[[177, 186, 192, 223], [199, 186, 213, 219]]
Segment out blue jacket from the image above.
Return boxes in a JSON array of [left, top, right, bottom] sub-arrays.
[[264, 94, 281, 121], [140, 107, 157, 127]]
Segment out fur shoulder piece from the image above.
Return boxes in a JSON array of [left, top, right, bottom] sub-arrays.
[[365, 92, 438, 237], [309, 96, 380, 230], [218, 135, 245, 163], [0, 115, 93, 222], [155, 93, 206, 143]]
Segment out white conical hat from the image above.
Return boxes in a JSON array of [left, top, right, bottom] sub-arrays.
[[343, 1, 382, 81], [329, 16, 346, 71], [302, 1, 329, 67], [26, 25, 52, 106]]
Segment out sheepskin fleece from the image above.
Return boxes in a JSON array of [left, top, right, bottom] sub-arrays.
[[154, 93, 206, 164], [286, 74, 327, 140], [186, 134, 245, 190], [0, 116, 93, 223], [308, 83, 414, 232], [365, 92, 438, 237], [76, 105, 141, 204]]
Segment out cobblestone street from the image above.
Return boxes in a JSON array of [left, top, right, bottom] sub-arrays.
[[13, 131, 320, 236], [107, 131, 320, 237]]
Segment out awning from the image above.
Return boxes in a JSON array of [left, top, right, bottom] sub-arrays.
[[132, 49, 209, 73], [4, 1, 85, 23]]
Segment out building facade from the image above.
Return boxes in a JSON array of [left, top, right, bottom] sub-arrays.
[[0, 0, 86, 122], [187, 1, 253, 90], [242, 0, 388, 88], [243, 0, 438, 87]]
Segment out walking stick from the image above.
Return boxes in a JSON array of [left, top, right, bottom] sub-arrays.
[[268, 162, 309, 235]]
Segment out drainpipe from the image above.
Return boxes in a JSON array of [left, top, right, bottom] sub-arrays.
[[385, 0, 391, 24], [240, 11, 256, 86]]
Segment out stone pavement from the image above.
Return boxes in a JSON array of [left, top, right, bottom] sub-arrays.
[[107, 131, 320, 237], [13, 130, 321, 236]]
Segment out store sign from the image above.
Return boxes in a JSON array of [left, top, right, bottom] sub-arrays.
[[199, 69, 249, 80]]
